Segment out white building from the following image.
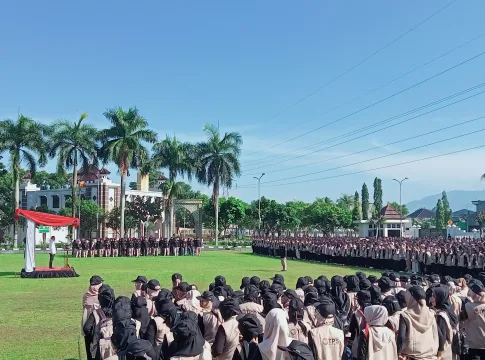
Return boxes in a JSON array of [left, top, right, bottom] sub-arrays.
[[355, 203, 410, 238]]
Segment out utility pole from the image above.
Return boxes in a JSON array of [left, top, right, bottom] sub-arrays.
[[253, 173, 265, 235], [393, 177, 408, 237]]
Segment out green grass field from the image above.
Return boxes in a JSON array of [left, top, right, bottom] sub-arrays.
[[0, 251, 378, 360]]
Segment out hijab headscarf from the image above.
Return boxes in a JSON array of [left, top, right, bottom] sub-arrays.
[[346, 275, 360, 293], [369, 286, 382, 305], [259, 308, 292, 360], [359, 279, 372, 291], [330, 276, 350, 316], [131, 296, 150, 337], [356, 290, 372, 310], [364, 305, 391, 352], [432, 287, 458, 328], [219, 298, 241, 320], [238, 314, 264, 341], [186, 290, 202, 310], [403, 286, 435, 333], [98, 285, 115, 318], [244, 285, 260, 304], [169, 318, 205, 357]]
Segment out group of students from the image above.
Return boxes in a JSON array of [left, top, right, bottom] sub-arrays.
[[252, 237, 485, 278], [72, 237, 203, 258], [81, 268, 485, 360]]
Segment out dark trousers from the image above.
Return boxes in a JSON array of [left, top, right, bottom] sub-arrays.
[[49, 253, 55, 269]]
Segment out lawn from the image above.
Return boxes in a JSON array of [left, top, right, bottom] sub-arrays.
[[0, 251, 378, 360]]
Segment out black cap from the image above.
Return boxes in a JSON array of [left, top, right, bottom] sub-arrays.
[[378, 277, 393, 292], [271, 274, 285, 282], [90, 275, 104, 285], [147, 279, 161, 291], [172, 273, 183, 281], [408, 285, 426, 301], [470, 281, 485, 295], [250, 276, 261, 286], [400, 276, 409, 283], [132, 275, 148, 284], [175, 282, 191, 293], [240, 277, 251, 289], [368, 275, 378, 283], [278, 340, 315, 360], [317, 300, 335, 318], [197, 291, 215, 301]]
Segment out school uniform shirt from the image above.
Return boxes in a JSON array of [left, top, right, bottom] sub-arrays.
[[308, 323, 345, 360], [212, 317, 241, 360], [199, 310, 222, 344], [49, 238, 56, 254], [464, 301, 485, 349]]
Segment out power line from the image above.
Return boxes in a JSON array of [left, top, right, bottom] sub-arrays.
[[237, 145, 485, 189], [240, 128, 485, 187], [243, 49, 485, 162], [250, 30, 485, 142], [242, 83, 485, 172], [242, 0, 458, 130], [242, 114, 485, 177]]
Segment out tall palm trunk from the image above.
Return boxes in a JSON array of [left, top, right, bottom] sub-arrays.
[[120, 172, 126, 238], [71, 154, 77, 239], [13, 168, 19, 249], [214, 178, 219, 246]]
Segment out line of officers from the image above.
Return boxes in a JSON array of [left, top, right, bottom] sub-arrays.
[[72, 237, 203, 258]]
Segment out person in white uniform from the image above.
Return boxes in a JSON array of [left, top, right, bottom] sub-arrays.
[[49, 235, 56, 269]]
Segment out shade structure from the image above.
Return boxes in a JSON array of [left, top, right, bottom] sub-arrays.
[[14, 209, 80, 228], [15, 209, 79, 278]]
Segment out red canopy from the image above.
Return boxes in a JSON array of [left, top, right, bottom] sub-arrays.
[[15, 209, 80, 228]]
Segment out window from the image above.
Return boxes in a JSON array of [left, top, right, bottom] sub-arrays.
[[369, 224, 373, 229], [52, 195, 60, 209], [40, 196, 47, 206], [387, 224, 392, 228]]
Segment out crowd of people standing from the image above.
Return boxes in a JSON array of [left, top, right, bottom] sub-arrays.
[[252, 237, 485, 278], [72, 237, 203, 258], [81, 269, 485, 360]]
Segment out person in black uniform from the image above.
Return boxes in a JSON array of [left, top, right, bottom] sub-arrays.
[[134, 237, 140, 257], [154, 237, 160, 256], [148, 237, 154, 256], [104, 238, 111, 257], [96, 238, 102, 257], [187, 238, 194, 256], [81, 239, 89, 258], [111, 238, 118, 257], [162, 237, 169, 256], [169, 237, 176, 256], [280, 241, 288, 271], [140, 237, 147, 257]]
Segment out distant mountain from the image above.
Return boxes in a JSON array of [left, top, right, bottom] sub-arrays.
[[406, 190, 485, 212]]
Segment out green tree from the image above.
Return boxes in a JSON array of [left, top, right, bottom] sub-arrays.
[[105, 206, 136, 237], [99, 107, 157, 237], [352, 191, 361, 222], [475, 211, 485, 238], [337, 193, 354, 210], [0, 115, 50, 247], [441, 191, 452, 223], [32, 204, 57, 214], [305, 198, 352, 235], [435, 199, 445, 229], [218, 197, 246, 236], [196, 124, 242, 245], [281, 201, 309, 235], [152, 135, 195, 236], [48, 113, 99, 225], [361, 183, 369, 220], [373, 177, 383, 218], [32, 170, 69, 189], [176, 208, 195, 229], [390, 201, 409, 217], [59, 200, 104, 238]]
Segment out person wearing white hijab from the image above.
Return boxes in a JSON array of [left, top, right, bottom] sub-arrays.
[[258, 308, 293, 360], [357, 305, 397, 360]]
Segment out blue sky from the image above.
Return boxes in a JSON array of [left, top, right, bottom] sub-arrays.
[[1, 0, 485, 206]]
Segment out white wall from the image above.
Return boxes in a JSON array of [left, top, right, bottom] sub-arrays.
[[18, 225, 70, 246]]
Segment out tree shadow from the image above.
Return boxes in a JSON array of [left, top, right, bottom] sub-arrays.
[[0, 271, 18, 277]]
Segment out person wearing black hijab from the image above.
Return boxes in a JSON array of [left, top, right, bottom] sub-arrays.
[[145, 298, 181, 354], [330, 276, 350, 323], [429, 287, 459, 360], [250, 276, 261, 287], [212, 298, 242, 359], [369, 286, 382, 305], [168, 317, 211, 360], [359, 279, 371, 291], [240, 277, 251, 290], [348, 290, 371, 359], [83, 284, 115, 360], [132, 296, 150, 339], [346, 275, 360, 313], [259, 280, 271, 295], [288, 298, 311, 343], [239, 285, 263, 315], [233, 314, 263, 360]]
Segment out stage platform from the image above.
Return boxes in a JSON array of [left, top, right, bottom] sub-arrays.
[[21, 266, 79, 279]]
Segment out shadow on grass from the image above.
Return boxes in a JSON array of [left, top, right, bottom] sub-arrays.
[[0, 271, 18, 277]]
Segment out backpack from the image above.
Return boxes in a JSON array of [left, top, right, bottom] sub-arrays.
[[94, 309, 115, 360]]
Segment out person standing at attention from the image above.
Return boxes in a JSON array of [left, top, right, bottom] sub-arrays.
[[280, 241, 288, 271], [49, 235, 56, 269]]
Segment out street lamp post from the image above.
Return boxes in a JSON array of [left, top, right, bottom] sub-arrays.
[[253, 173, 265, 235], [393, 177, 409, 237]]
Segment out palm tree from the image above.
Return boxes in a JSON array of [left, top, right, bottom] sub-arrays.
[[196, 124, 242, 245], [48, 113, 99, 224], [99, 107, 157, 238], [152, 135, 194, 236], [337, 193, 354, 210], [0, 115, 50, 248]]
